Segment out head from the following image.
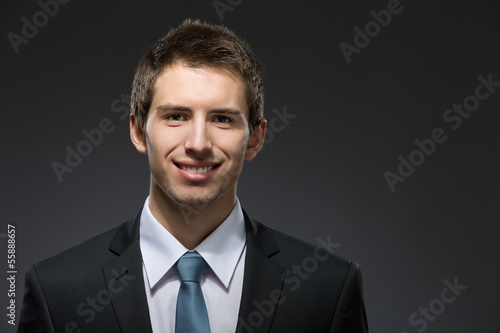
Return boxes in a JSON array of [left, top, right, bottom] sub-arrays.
[[130, 18, 265, 135], [129, 19, 266, 211]]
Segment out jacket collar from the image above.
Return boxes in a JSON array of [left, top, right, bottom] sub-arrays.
[[236, 211, 286, 332], [103, 211, 154, 333]]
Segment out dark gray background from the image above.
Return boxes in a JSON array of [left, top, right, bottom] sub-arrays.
[[2, 0, 499, 332]]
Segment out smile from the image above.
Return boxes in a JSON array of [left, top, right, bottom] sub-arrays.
[[174, 162, 221, 181], [180, 165, 214, 174]]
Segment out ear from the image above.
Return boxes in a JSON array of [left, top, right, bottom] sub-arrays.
[[130, 114, 148, 154], [245, 119, 266, 160]]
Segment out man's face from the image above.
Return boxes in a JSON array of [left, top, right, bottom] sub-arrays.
[[131, 62, 265, 209]]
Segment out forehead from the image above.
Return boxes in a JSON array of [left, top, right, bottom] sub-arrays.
[[151, 62, 249, 114]]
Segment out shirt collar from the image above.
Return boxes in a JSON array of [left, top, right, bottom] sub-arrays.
[[139, 197, 246, 290]]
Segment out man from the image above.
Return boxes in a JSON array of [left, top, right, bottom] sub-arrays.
[[18, 19, 368, 332]]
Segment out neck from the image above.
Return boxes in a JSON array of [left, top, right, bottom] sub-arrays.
[[148, 183, 236, 250]]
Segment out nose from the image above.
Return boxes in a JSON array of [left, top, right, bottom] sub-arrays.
[[184, 117, 213, 157]]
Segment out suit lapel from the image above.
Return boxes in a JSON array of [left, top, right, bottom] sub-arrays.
[[236, 211, 286, 333], [102, 212, 153, 333]]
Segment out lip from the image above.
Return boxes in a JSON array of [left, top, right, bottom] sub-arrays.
[[174, 161, 221, 182]]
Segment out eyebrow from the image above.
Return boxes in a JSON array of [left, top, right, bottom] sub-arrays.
[[208, 108, 242, 115], [155, 104, 243, 116], [155, 104, 190, 113]]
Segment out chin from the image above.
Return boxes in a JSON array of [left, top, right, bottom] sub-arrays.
[[168, 190, 221, 210]]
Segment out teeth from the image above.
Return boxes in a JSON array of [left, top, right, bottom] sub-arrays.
[[181, 165, 214, 173]]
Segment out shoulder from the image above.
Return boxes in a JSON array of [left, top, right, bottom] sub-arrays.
[[33, 213, 138, 280], [266, 226, 355, 273], [245, 219, 368, 330], [245, 213, 358, 282], [28, 228, 117, 295], [36, 226, 118, 272]]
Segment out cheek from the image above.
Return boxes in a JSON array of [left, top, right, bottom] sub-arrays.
[[216, 133, 248, 156], [146, 128, 179, 159]]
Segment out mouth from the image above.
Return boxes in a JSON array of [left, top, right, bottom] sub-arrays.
[[177, 164, 216, 174], [174, 162, 221, 181]]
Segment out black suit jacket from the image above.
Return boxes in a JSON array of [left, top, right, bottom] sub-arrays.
[[18, 211, 368, 332]]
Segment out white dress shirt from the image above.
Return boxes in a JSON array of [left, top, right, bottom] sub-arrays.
[[139, 197, 246, 333]]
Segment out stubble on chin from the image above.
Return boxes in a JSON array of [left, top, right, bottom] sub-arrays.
[[159, 180, 221, 210]]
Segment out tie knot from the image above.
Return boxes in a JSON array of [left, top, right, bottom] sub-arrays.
[[176, 252, 207, 283]]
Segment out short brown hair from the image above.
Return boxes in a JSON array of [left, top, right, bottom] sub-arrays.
[[131, 19, 264, 132]]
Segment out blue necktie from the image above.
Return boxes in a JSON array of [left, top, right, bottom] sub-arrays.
[[175, 252, 210, 333]]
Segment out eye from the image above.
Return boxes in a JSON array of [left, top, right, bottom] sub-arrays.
[[213, 115, 232, 123], [165, 114, 186, 121]]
